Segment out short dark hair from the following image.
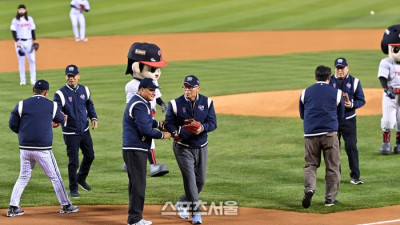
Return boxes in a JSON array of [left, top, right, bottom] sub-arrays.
[[33, 89, 47, 95], [315, 65, 331, 81]]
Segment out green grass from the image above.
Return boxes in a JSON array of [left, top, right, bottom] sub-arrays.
[[0, 50, 397, 213], [0, 0, 399, 40]]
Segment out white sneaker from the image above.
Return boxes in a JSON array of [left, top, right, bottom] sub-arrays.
[[75, 38, 80, 42], [175, 203, 189, 219], [31, 80, 36, 85], [20, 82, 26, 86], [81, 38, 88, 42], [128, 219, 152, 225]]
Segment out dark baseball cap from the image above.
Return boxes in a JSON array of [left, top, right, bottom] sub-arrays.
[[65, 64, 79, 76], [18, 4, 26, 9], [334, 57, 348, 68], [127, 42, 168, 68], [34, 80, 49, 90], [183, 75, 200, 87], [139, 78, 160, 90]]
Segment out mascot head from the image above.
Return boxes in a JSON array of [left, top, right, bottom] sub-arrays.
[[381, 24, 400, 62], [125, 42, 168, 80]]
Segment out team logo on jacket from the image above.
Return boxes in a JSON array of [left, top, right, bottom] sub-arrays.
[[346, 83, 351, 89], [68, 97, 73, 102], [198, 105, 204, 111], [333, 83, 336, 88], [80, 94, 86, 100], [182, 107, 186, 113]]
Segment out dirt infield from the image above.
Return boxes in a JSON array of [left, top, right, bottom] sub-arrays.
[[0, 29, 390, 224]]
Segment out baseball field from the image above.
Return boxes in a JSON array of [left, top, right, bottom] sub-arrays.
[[1, 0, 400, 224]]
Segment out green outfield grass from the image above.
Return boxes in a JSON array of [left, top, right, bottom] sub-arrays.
[[1, 50, 398, 213], [0, 0, 399, 40]]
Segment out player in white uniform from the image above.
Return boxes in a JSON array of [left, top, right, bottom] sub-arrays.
[[69, 0, 90, 42], [378, 25, 400, 154], [10, 4, 37, 86]]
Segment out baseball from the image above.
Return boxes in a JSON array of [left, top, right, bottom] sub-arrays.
[[370, 10, 375, 15]]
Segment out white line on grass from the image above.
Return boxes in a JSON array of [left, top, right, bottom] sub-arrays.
[[357, 219, 400, 225]]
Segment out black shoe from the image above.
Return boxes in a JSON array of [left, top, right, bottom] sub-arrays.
[[77, 180, 92, 191], [302, 190, 314, 208], [7, 205, 24, 217], [350, 178, 364, 185], [60, 204, 79, 214], [325, 199, 339, 206], [70, 190, 80, 198]]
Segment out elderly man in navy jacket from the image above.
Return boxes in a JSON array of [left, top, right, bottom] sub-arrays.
[[122, 78, 171, 225], [300, 66, 345, 209], [329, 57, 366, 185], [165, 75, 217, 224], [53, 64, 98, 198]]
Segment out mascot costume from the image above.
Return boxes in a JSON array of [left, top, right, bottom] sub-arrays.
[[379, 24, 400, 154], [123, 42, 170, 176]]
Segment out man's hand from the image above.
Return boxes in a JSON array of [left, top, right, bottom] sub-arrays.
[[92, 120, 98, 130], [343, 92, 352, 108]]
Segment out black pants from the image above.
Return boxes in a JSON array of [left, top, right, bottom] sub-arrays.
[[63, 131, 95, 192], [123, 150, 147, 224], [338, 117, 360, 179]]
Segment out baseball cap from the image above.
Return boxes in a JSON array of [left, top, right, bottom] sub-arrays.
[[65, 64, 79, 76], [183, 75, 200, 87], [127, 42, 168, 68], [138, 78, 160, 90], [33, 80, 49, 90], [18, 4, 26, 9], [334, 58, 348, 68]]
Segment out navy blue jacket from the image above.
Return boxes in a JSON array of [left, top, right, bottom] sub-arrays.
[[53, 84, 97, 135], [123, 94, 164, 152], [165, 94, 217, 148], [329, 74, 366, 120], [299, 82, 345, 137], [9, 95, 64, 150]]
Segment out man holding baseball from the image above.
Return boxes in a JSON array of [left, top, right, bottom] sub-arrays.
[[329, 57, 366, 185], [164, 75, 217, 224]]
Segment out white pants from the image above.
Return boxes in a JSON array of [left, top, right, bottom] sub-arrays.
[[70, 13, 86, 40], [381, 92, 400, 132], [14, 40, 36, 84], [9, 150, 71, 207]]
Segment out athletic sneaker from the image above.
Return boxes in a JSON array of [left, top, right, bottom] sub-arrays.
[[7, 205, 24, 217], [192, 214, 202, 224], [302, 190, 314, 208], [70, 190, 80, 198], [60, 204, 79, 214], [325, 199, 339, 206], [128, 218, 152, 225], [77, 180, 92, 191], [175, 203, 189, 219], [350, 178, 364, 185]]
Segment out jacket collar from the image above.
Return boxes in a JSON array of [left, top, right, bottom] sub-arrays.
[[65, 83, 80, 91], [135, 93, 149, 103]]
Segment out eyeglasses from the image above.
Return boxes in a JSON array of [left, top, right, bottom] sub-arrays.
[[182, 86, 198, 91]]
